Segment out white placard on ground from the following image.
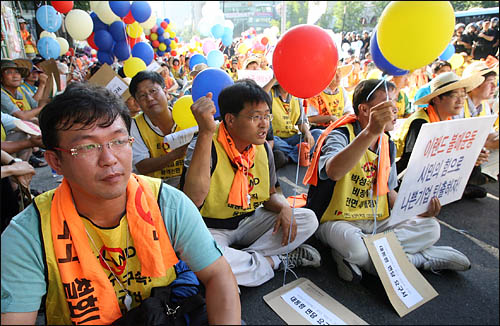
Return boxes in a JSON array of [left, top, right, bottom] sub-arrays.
[[238, 69, 274, 87], [391, 116, 496, 223]]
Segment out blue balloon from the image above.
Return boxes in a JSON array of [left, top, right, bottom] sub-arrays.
[[166, 46, 171, 53], [164, 18, 170, 24], [109, 21, 127, 42], [156, 27, 165, 35], [439, 43, 455, 61], [370, 31, 409, 76], [156, 18, 163, 26], [90, 12, 108, 32], [164, 38, 171, 45], [207, 50, 224, 68], [158, 35, 165, 43], [131, 1, 151, 23], [38, 37, 60, 59], [189, 54, 207, 70], [94, 30, 114, 51], [36, 5, 62, 32], [210, 24, 224, 39], [157, 50, 165, 56], [132, 42, 154, 65], [113, 41, 131, 61], [192, 68, 234, 118], [222, 34, 232, 47], [97, 50, 115, 65], [109, 1, 131, 18]]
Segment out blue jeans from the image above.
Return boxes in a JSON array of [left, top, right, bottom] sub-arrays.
[[273, 129, 323, 163]]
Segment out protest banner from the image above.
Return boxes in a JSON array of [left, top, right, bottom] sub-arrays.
[[364, 231, 438, 317], [238, 69, 274, 87], [390, 116, 496, 225], [264, 278, 367, 325]]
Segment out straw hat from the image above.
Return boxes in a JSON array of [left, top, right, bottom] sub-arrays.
[[1, 58, 32, 78], [462, 61, 498, 79], [244, 56, 260, 69], [414, 72, 485, 105], [189, 63, 208, 77]]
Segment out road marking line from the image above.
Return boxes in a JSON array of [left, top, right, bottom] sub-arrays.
[[487, 193, 499, 201], [438, 220, 499, 259], [278, 176, 307, 194]]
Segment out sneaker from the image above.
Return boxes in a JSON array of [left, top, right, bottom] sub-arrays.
[[273, 150, 289, 170], [278, 244, 321, 269], [462, 184, 487, 199], [420, 246, 471, 272], [331, 249, 362, 283]]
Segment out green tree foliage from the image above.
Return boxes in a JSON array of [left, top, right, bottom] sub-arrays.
[[450, 1, 498, 11]]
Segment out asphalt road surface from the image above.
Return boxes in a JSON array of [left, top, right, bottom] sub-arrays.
[[30, 161, 498, 325]]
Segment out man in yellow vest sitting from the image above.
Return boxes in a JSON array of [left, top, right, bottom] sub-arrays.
[[306, 65, 354, 128], [304, 79, 471, 283], [129, 71, 188, 188], [0, 83, 240, 325], [395, 72, 489, 199], [182, 80, 321, 287]]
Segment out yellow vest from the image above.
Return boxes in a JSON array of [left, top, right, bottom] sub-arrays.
[[319, 124, 390, 223], [1, 122, 6, 141], [1, 87, 33, 111], [35, 176, 177, 325], [134, 113, 184, 181], [463, 99, 487, 118], [393, 109, 430, 158], [395, 90, 409, 118], [271, 89, 301, 138], [200, 124, 270, 225], [307, 88, 345, 126]]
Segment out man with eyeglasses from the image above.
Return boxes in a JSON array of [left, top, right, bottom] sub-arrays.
[[304, 79, 471, 283], [0, 83, 241, 325], [182, 79, 321, 287], [128, 71, 188, 188]]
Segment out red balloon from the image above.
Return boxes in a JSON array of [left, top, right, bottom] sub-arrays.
[[128, 37, 140, 49], [273, 25, 338, 98], [170, 50, 177, 56], [160, 21, 168, 29], [86, 32, 99, 50], [51, 1, 73, 14], [152, 40, 160, 48], [65, 51, 71, 56], [123, 11, 135, 24], [261, 37, 268, 45], [174, 37, 178, 43]]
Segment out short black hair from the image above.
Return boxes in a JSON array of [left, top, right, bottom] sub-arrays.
[[129, 70, 165, 98], [484, 71, 497, 79], [352, 79, 396, 115], [218, 79, 272, 121], [39, 83, 131, 150], [432, 60, 451, 74]]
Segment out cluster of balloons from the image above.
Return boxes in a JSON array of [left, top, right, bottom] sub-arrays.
[[197, 2, 234, 47], [144, 18, 179, 57], [273, 25, 338, 99], [236, 26, 279, 55], [371, 1, 455, 75], [85, 1, 156, 77]]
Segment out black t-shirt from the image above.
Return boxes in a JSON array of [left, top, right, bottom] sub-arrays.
[[476, 28, 496, 47], [455, 33, 473, 54], [396, 119, 427, 174]]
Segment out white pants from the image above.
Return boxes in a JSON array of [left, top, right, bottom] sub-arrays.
[[316, 216, 440, 273], [210, 207, 318, 287]]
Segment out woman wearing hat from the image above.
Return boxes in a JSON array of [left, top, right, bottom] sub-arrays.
[[394, 72, 486, 181]]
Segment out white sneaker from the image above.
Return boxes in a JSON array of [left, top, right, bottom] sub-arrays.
[[279, 244, 321, 269], [331, 249, 362, 283], [420, 246, 471, 272]]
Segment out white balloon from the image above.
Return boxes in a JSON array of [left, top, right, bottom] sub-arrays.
[[89, 1, 100, 13], [140, 12, 156, 30], [211, 10, 226, 26], [270, 25, 279, 37], [95, 1, 120, 25], [56, 37, 69, 55], [223, 20, 234, 31], [40, 31, 56, 39], [198, 17, 211, 37], [65, 9, 93, 41]]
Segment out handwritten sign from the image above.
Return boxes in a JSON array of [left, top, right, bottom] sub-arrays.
[[106, 76, 128, 97], [281, 287, 347, 325], [238, 69, 274, 87], [391, 116, 496, 222]]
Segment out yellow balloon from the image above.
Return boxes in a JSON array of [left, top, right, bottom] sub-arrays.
[[150, 33, 158, 41], [123, 57, 147, 78], [159, 43, 166, 51], [169, 31, 176, 38], [127, 22, 143, 39], [449, 53, 465, 70], [237, 43, 249, 54], [170, 41, 177, 49], [172, 96, 197, 130], [378, 1, 454, 70]]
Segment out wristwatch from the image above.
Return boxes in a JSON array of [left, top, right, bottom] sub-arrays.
[[8, 158, 23, 165]]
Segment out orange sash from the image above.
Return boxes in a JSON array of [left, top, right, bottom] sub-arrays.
[[303, 114, 390, 196], [217, 122, 255, 209], [51, 174, 178, 324], [426, 104, 451, 122]]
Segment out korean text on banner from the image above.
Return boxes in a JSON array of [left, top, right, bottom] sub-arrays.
[[390, 116, 496, 224]]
